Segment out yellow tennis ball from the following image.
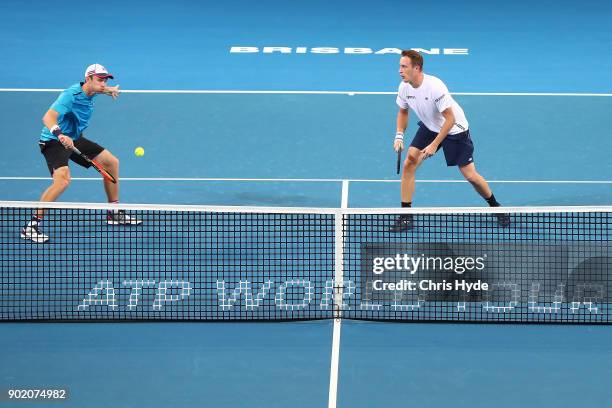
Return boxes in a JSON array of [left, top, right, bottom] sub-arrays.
[[134, 147, 145, 157]]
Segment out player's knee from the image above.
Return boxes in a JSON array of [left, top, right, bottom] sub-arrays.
[[58, 176, 71, 191], [98, 151, 119, 170], [110, 154, 119, 168], [404, 155, 418, 172], [462, 170, 480, 184], [101, 153, 119, 169], [53, 170, 71, 190]]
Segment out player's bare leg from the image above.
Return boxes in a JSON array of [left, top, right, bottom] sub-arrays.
[[21, 166, 71, 243], [391, 147, 426, 232], [400, 147, 427, 203], [459, 163, 510, 227], [458, 163, 492, 198], [94, 149, 142, 225], [94, 149, 119, 202]]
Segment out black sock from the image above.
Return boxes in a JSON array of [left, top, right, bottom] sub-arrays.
[[400, 202, 412, 220], [107, 200, 119, 215], [485, 194, 500, 207]]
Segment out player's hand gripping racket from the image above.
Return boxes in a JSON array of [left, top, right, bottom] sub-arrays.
[[71, 146, 117, 183]]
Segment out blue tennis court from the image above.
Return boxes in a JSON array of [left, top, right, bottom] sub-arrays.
[[1, 1, 611, 407]]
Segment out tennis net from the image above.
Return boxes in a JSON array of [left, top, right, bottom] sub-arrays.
[[1, 201, 610, 323]]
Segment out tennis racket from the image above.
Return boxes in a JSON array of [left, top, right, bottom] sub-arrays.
[[71, 146, 117, 184], [396, 148, 402, 175]]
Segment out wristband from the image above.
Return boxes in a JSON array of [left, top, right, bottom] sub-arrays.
[[394, 132, 404, 141], [50, 125, 62, 137]]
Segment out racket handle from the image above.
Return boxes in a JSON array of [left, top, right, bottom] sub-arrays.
[[396, 149, 402, 175]]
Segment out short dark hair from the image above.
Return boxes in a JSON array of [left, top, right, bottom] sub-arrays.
[[401, 50, 423, 70]]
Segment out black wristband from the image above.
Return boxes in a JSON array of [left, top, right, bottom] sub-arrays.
[[51, 126, 62, 137]]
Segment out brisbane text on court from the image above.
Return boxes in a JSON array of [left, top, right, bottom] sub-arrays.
[[230, 47, 469, 55]]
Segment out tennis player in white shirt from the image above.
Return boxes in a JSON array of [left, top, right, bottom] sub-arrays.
[[391, 50, 509, 232]]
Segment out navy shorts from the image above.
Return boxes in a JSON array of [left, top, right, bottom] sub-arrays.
[[410, 122, 474, 167], [39, 135, 105, 175]]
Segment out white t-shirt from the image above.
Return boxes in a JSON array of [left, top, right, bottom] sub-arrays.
[[396, 74, 469, 135]]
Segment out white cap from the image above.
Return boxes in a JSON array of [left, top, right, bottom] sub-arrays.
[[84, 63, 114, 79]]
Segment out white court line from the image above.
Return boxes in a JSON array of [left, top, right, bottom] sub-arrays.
[[1, 88, 612, 96], [1, 176, 611, 184], [328, 183, 348, 408], [341, 180, 350, 208]]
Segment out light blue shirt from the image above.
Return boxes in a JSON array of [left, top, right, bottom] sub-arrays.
[[40, 83, 97, 141]]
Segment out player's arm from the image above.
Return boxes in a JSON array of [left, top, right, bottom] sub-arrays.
[[394, 107, 409, 152], [42, 109, 74, 149], [422, 108, 455, 158]]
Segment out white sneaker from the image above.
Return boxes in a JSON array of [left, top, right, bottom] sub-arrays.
[[107, 210, 143, 225], [20, 223, 50, 243]]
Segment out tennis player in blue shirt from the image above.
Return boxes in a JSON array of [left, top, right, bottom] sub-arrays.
[[21, 64, 141, 243]]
